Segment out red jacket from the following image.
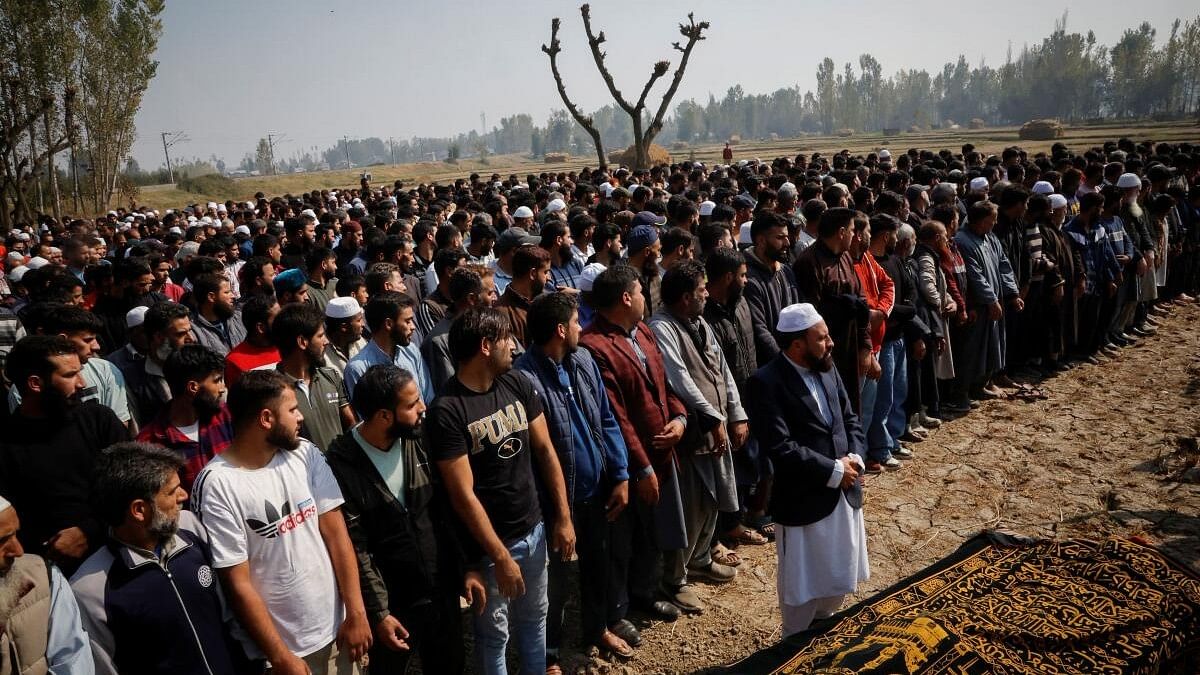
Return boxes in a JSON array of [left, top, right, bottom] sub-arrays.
[[580, 314, 686, 475]]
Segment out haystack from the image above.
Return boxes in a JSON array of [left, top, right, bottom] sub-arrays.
[[727, 134, 741, 145], [1019, 119, 1064, 140], [612, 143, 671, 168], [543, 152, 569, 163], [970, 117, 986, 130]]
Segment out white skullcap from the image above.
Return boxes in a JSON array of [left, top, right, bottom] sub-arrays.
[[206, 201, 218, 209], [969, 177, 990, 192], [8, 265, 29, 283], [126, 305, 149, 329], [545, 198, 566, 213], [1031, 181, 1055, 195], [699, 200, 716, 217], [578, 263, 607, 292], [234, 225, 251, 236], [325, 296, 362, 319], [168, 226, 183, 235], [1049, 194, 1069, 210], [301, 208, 317, 219], [776, 303, 823, 333], [549, 182, 560, 190], [26, 256, 50, 270], [1116, 173, 1141, 189], [512, 206, 534, 219], [878, 149, 892, 160], [0, 494, 10, 514]]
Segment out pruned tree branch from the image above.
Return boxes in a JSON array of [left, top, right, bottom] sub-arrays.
[[542, 16, 606, 168], [644, 12, 709, 145], [581, 4, 636, 115]]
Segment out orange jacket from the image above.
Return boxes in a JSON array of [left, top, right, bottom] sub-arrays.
[[853, 253, 894, 353]]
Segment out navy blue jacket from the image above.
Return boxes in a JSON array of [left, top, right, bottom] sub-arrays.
[[746, 354, 865, 527], [69, 512, 249, 675], [514, 344, 629, 506]]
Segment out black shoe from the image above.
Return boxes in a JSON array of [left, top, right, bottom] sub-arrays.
[[632, 598, 681, 621], [610, 619, 642, 647]]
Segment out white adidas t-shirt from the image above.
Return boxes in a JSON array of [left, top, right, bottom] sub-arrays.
[[192, 439, 345, 658]]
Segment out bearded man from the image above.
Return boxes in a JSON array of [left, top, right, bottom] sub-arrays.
[[326, 365, 466, 674], [190, 273, 246, 357], [745, 304, 869, 637], [0, 496, 94, 674], [0, 335, 131, 575], [137, 344, 233, 493], [270, 303, 356, 453], [191, 370, 372, 675]]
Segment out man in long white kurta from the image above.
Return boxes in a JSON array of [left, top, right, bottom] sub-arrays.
[[745, 303, 870, 637]]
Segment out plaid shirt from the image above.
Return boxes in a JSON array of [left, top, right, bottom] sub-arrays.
[[137, 405, 234, 492]]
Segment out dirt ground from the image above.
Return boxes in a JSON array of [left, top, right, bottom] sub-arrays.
[[549, 302, 1200, 675]]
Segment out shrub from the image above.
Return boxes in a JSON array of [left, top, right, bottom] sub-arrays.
[[177, 173, 236, 195]]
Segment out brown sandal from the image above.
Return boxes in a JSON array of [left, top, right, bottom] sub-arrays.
[[712, 543, 743, 567], [726, 524, 768, 546]]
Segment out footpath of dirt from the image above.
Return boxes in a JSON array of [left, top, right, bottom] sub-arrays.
[[554, 303, 1200, 675]]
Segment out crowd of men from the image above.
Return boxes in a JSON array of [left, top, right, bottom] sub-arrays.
[[1, 135, 1198, 674]]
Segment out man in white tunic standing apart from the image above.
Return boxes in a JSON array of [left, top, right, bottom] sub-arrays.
[[745, 303, 869, 636]]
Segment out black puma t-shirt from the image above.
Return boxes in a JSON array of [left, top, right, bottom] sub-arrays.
[[428, 370, 544, 557]]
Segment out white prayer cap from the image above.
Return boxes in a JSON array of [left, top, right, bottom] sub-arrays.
[[699, 200, 716, 217], [301, 208, 317, 219], [549, 182, 561, 190], [325, 296, 362, 319], [878, 149, 892, 160], [1049, 194, 1069, 210], [1031, 181, 1055, 195], [0, 495, 10, 513], [578, 263, 607, 292], [169, 226, 183, 235], [1116, 172, 1141, 189], [206, 201, 218, 210], [512, 206, 534, 219], [8, 265, 29, 283], [779, 182, 798, 196], [234, 225, 251, 236], [216, 204, 228, 213], [545, 198, 566, 213], [126, 305, 149, 329], [969, 177, 990, 192], [776, 303, 823, 333], [25, 256, 50, 270]]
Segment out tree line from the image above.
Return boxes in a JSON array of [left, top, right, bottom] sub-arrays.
[[1, 0, 163, 227], [271, 12, 1197, 171]]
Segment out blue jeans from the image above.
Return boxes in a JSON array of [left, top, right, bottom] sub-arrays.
[[474, 522, 549, 675], [867, 338, 904, 462], [859, 373, 878, 456], [882, 338, 909, 453]]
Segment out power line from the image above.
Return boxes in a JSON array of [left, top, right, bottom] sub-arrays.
[[266, 132, 289, 175], [160, 131, 189, 184]]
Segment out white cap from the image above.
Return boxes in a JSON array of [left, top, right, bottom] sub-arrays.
[[738, 222, 753, 244], [216, 204, 228, 212], [779, 182, 797, 196], [26, 256, 50, 270], [1049, 194, 1068, 210], [126, 305, 149, 328], [8, 265, 29, 283], [1031, 181, 1055, 195], [969, 177, 990, 192], [1116, 173, 1141, 189], [6, 252, 24, 264], [301, 208, 317, 219], [878, 149, 891, 160], [699, 200, 715, 217], [549, 182, 560, 190], [14, 232, 30, 242], [545, 198, 566, 213], [513, 206, 534, 219], [0, 494, 10, 513], [776, 302, 823, 332], [234, 225, 251, 235], [175, 241, 200, 262], [325, 296, 362, 319], [206, 201, 218, 209], [578, 263, 607, 292], [168, 226, 183, 235]]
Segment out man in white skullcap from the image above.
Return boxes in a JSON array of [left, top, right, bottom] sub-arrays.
[[323, 296, 368, 374], [0, 495, 95, 674], [744, 303, 869, 636]]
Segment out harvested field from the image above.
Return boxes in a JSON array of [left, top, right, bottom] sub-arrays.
[[135, 120, 1200, 211]]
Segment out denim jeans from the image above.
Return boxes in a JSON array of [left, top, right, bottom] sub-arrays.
[[474, 521, 549, 675], [882, 338, 909, 453], [859, 373, 878, 456], [866, 339, 903, 462]]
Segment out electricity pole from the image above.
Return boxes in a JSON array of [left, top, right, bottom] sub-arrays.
[[266, 133, 288, 175], [388, 137, 396, 165], [160, 131, 188, 184], [342, 136, 352, 170]]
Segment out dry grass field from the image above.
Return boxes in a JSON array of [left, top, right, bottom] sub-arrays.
[[134, 120, 1199, 211]]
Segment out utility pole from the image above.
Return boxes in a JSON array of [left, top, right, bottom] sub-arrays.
[[388, 137, 396, 165], [342, 136, 352, 170], [265, 132, 285, 175], [160, 131, 188, 184]]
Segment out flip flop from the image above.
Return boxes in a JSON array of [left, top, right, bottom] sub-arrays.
[[711, 544, 743, 567]]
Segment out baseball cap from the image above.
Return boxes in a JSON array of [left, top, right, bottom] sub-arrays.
[[626, 225, 660, 255], [732, 195, 755, 210], [495, 227, 540, 253], [632, 211, 667, 228], [905, 185, 929, 202]]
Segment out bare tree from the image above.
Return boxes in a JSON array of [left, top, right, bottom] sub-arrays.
[[541, 17, 606, 168], [543, 4, 708, 170]]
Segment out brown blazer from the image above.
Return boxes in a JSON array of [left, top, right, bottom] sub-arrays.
[[580, 313, 686, 475]]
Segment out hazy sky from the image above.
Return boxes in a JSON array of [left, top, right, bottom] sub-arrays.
[[130, 0, 1194, 168]]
